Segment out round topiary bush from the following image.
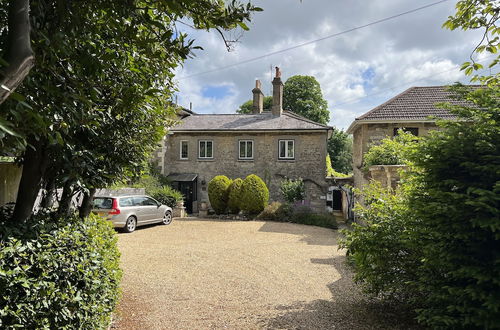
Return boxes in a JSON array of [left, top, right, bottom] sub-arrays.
[[241, 174, 269, 214], [0, 214, 122, 329], [227, 178, 244, 214], [208, 175, 232, 214]]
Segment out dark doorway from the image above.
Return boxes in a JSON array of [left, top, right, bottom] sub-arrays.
[[168, 173, 198, 215], [332, 190, 342, 211]]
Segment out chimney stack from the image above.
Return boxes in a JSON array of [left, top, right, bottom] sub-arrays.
[[272, 67, 283, 116], [252, 79, 264, 114]]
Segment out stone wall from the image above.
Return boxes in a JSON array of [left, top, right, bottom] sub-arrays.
[[367, 165, 407, 189], [163, 131, 329, 212]]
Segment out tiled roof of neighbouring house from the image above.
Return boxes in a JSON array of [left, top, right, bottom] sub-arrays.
[[170, 111, 332, 132], [355, 85, 482, 121]]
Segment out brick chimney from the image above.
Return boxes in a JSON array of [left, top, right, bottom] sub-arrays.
[[252, 79, 264, 114], [272, 67, 283, 116]]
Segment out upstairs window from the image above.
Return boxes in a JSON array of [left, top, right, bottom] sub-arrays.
[[394, 127, 419, 136], [279, 140, 294, 159], [239, 140, 254, 160], [199, 140, 213, 159], [180, 140, 188, 159]]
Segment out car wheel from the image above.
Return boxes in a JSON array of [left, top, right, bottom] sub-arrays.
[[124, 216, 137, 233], [162, 211, 172, 225]]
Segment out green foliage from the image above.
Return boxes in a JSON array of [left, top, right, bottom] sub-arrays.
[[150, 186, 184, 208], [256, 202, 292, 221], [237, 96, 273, 114], [406, 84, 500, 329], [241, 174, 269, 214], [227, 178, 244, 214], [280, 177, 305, 203], [291, 206, 338, 229], [0, 214, 122, 329], [340, 182, 419, 300], [342, 85, 500, 329], [362, 130, 417, 171], [326, 154, 350, 177], [208, 175, 232, 214], [443, 0, 499, 85], [283, 75, 330, 125], [327, 127, 353, 174]]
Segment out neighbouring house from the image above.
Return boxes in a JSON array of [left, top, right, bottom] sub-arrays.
[[157, 68, 333, 214], [346, 85, 481, 191]]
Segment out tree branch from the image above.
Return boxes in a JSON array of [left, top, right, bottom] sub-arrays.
[[0, 0, 34, 105]]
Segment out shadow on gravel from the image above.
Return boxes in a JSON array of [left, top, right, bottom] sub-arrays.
[[260, 255, 422, 330], [258, 221, 339, 246]]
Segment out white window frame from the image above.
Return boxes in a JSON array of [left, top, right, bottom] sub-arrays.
[[238, 140, 254, 160], [278, 139, 295, 159], [198, 140, 214, 159], [180, 140, 189, 160]]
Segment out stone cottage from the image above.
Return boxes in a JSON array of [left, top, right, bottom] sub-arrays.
[[346, 85, 480, 191], [159, 69, 333, 214]]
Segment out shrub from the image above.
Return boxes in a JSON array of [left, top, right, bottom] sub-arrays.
[[280, 177, 305, 204], [150, 185, 183, 208], [208, 175, 232, 214], [256, 202, 292, 221], [227, 178, 244, 214], [362, 130, 417, 171], [241, 174, 269, 214], [0, 214, 122, 329], [291, 206, 338, 229]]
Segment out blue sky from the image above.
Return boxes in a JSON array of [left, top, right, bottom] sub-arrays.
[[174, 0, 492, 129]]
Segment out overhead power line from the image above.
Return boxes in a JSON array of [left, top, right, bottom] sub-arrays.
[[178, 0, 451, 80]]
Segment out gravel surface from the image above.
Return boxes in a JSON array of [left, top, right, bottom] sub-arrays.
[[113, 218, 420, 329]]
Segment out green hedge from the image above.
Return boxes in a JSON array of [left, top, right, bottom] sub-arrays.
[[241, 174, 269, 214], [150, 186, 183, 208], [227, 178, 244, 214], [256, 202, 291, 221], [208, 175, 232, 214], [0, 214, 122, 329]]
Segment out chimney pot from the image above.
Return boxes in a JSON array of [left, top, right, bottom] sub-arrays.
[[252, 79, 264, 114], [272, 67, 283, 116]]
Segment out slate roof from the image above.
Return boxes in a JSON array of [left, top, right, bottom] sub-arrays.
[[170, 111, 331, 132], [346, 85, 482, 133]]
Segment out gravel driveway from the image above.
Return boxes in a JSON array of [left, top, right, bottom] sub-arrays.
[[113, 218, 419, 329]]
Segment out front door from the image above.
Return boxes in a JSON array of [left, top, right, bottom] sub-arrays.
[[178, 182, 194, 214]]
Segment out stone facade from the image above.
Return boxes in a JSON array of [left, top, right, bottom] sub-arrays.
[[162, 131, 329, 213], [351, 121, 438, 190]]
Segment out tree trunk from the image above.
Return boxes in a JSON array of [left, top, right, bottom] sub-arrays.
[[11, 139, 49, 222], [57, 180, 74, 217], [0, 0, 34, 104], [79, 188, 96, 219], [39, 177, 56, 210]]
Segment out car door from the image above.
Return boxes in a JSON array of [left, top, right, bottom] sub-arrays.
[[133, 196, 158, 223]]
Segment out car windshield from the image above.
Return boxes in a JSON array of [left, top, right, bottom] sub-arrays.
[[92, 197, 113, 209]]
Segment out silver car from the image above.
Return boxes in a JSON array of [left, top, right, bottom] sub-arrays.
[[92, 195, 173, 233]]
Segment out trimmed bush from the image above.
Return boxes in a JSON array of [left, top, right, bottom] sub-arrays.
[[0, 214, 122, 329], [208, 175, 232, 214], [241, 174, 269, 214], [150, 185, 183, 208], [227, 178, 244, 214], [256, 201, 291, 221]]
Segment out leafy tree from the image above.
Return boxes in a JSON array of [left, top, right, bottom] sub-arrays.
[[326, 155, 349, 177], [280, 178, 305, 204], [0, 1, 261, 222], [342, 84, 500, 328], [443, 0, 499, 85], [237, 96, 272, 114], [283, 75, 329, 125], [328, 128, 353, 174], [362, 130, 418, 171]]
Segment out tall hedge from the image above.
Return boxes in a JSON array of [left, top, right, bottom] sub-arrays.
[[208, 175, 232, 214], [0, 214, 122, 329], [227, 178, 244, 214], [241, 174, 269, 214]]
